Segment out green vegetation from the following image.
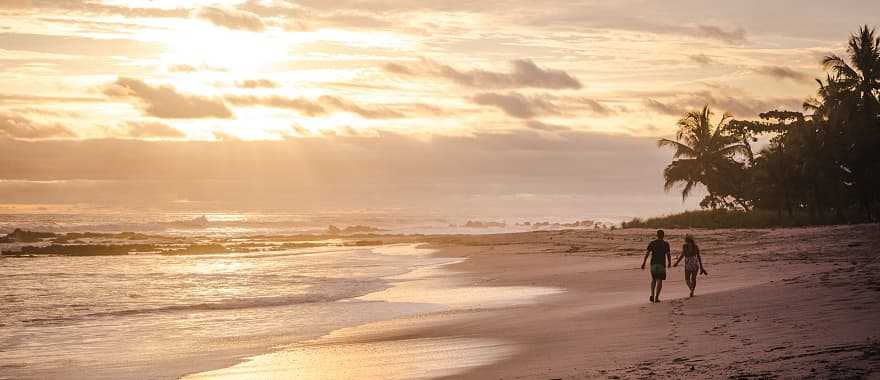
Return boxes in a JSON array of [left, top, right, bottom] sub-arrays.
[[623, 210, 824, 229], [640, 25, 880, 228]]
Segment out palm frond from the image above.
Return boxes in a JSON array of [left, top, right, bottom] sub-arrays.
[[658, 138, 697, 159], [662, 159, 700, 201]]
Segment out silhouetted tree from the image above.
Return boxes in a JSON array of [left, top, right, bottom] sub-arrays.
[[658, 105, 752, 210], [821, 26, 880, 221], [656, 25, 880, 225]]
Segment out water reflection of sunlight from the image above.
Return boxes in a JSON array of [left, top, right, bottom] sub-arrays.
[[185, 337, 516, 380], [169, 258, 257, 300], [200, 213, 249, 222], [172, 258, 252, 275]]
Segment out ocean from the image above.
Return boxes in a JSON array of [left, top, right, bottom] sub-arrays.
[[0, 212, 569, 379], [0, 245, 459, 379]]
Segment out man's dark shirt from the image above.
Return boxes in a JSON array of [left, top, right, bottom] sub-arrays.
[[647, 239, 670, 266]]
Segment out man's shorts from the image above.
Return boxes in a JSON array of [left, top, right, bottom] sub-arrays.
[[651, 264, 667, 280]]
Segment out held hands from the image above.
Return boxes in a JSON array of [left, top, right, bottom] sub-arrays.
[[640, 263, 645, 270], [700, 268, 708, 275]]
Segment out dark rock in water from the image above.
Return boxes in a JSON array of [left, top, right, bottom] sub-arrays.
[[190, 215, 209, 226], [327, 225, 385, 235], [2, 244, 155, 256], [341, 225, 385, 233], [345, 240, 383, 247], [1, 242, 228, 256], [50, 231, 154, 243], [160, 243, 228, 256], [0, 229, 58, 243], [165, 215, 210, 228], [278, 242, 326, 249], [464, 220, 506, 228]]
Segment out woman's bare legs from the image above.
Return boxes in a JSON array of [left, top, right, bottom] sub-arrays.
[[685, 271, 697, 296]]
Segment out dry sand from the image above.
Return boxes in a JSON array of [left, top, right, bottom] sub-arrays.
[[189, 225, 880, 379]]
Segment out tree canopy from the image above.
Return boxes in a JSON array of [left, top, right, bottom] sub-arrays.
[[659, 25, 880, 224]]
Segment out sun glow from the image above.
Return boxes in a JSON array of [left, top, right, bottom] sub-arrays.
[[161, 23, 290, 73]]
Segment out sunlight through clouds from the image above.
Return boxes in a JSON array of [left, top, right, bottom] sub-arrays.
[[0, 0, 875, 142], [161, 24, 289, 73]]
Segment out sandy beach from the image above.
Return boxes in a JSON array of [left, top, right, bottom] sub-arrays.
[[184, 224, 880, 379]]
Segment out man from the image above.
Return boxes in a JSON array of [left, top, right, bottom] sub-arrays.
[[641, 229, 671, 303]]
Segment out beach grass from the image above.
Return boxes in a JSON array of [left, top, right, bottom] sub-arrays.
[[621, 209, 825, 229]]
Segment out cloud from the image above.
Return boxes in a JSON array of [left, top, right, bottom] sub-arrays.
[[236, 79, 279, 88], [317, 96, 404, 119], [8, 107, 80, 118], [0, 32, 165, 57], [196, 6, 265, 32], [0, 93, 103, 104], [688, 54, 715, 65], [292, 125, 310, 134], [224, 95, 327, 116], [105, 77, 234, 119], [473, 92, 559, 119], [213, 131, 240, 141], [643, 91, 803, 118], [754, 66, 810, 81], [696, 25, 747, 44], [0, 111, 75, 139], [279, 125, 310, 140], [168, 64, 197, 73], [315, 12, 395, 30], [240, 1, 409, 32], [572, 97, 615, 116], [0, 1, 190, 18], [37, 17, 157, 34], [168, 64, 227, 73], [643, 98, 684, 116], [226, 94, 426, 119], [123, 121, 185, 139], [385, 58, 582, 89], [406, 103, 449, 117], [529, 2, 879, 42], [525, 120, 571, 132], [473, 93, 613, 119]]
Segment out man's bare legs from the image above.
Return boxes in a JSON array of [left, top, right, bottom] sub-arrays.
[[650, 278, 663, 302], [655, 279, 663, 302]]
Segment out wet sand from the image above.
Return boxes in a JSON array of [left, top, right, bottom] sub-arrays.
[[188, 225, 880, 379]]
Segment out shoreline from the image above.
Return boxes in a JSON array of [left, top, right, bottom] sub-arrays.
[[186, 224, 880, 379], [182, 244, 566, 380]]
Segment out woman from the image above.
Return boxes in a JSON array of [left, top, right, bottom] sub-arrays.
[[674, 234, 708, 297]]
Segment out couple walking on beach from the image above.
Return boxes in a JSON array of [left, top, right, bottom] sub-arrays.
[[640, 230, 708, 303]]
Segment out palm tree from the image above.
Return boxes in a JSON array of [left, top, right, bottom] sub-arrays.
[[804, 76, 852, 222], [658, 105, 752, 210], [821, 25, 880, 221], [822, 26, 880, 117]]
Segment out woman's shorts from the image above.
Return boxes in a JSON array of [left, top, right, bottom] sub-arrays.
[[651, 264, 667, 280]]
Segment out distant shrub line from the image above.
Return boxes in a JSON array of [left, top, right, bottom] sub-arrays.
[[621, 209, 855, 229]]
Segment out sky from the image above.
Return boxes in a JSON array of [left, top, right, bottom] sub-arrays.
[[0, 1, 876, 219]]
